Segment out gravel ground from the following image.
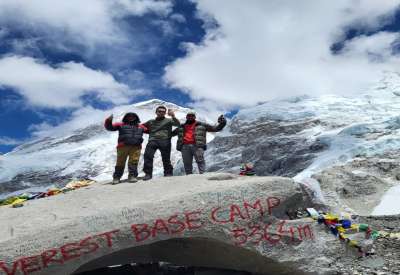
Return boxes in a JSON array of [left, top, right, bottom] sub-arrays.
[[329, 215, 400, 275]]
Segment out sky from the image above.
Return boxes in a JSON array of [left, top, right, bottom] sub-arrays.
[[1, 0, 400, 153]]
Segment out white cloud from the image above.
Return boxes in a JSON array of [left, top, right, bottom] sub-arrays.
[[0, 55, 144, 108], [170, 13, 186, 23], [0, 0, 173, 46], [164, 0, 400, 106], [29, 106, 108, 138], [114, 0, 172, 17], [0, 137, 24, 146], [187, 99, 234, 121]]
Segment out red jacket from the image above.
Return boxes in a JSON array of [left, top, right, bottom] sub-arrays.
[[183, 123, 196, 144]]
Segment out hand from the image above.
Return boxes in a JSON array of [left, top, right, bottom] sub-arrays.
[[218, 115, 225, 123], [167, 109, 175, 117]]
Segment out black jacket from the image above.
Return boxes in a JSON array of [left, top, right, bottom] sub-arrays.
[[104, 113, 146, 147]]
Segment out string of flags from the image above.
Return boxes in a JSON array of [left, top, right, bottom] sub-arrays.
[[0, 179, 95, 208], [306, 208, 398, 255]]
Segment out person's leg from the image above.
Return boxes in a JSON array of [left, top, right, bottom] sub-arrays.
[[114, 147, 129, 183], [143, 141, 157, 180], [181, 144, 194, 175], [127, 145, 141, 182], [159, 139, 173, 176], [194, 147, 206, 174]]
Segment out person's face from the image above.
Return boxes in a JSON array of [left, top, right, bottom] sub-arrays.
[[156, 108, 166, 118], [186, 114, 196, 123], [126, 115, 135, 122]]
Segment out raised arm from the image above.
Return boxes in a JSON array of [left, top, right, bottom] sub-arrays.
[[104, 115, 121, 131], [205, 115, 227, 132], [167, 109, 181, 127]]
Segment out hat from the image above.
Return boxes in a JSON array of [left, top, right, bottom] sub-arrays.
[[187, 111, 196, 116]]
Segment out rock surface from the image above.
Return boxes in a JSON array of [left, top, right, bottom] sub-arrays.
[[206, 118, 326, 177], [333, 215, 400, 275], [0, 173, 343, 275], [313, 151, 400, 215]]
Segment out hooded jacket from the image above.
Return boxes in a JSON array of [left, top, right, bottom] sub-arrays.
[[104, 113, 147, 147]]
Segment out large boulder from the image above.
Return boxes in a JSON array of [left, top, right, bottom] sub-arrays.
[[0, 173, 342, 275]]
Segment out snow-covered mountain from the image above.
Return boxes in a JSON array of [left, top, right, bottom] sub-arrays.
[[0, 99, 216, 195], [2, 73, 400, 215], [205, 72, 400, 215], [207, 73, 400, 176]]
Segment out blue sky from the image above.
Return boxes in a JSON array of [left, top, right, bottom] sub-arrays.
[[0, 0, 204, 153], [1, 0, 400, 153]]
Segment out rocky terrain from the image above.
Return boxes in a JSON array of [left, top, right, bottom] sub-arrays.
[[206, 117, 326, 177], [313, 150, 400, 216], [333, 215, 400, 275]]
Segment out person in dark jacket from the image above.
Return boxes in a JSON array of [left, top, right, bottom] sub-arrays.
[[104, 112, 147, 184], [142, 105, 180, 180], [173, 111, 226, 175]]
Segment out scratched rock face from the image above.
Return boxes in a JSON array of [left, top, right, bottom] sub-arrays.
[[0, 173, 343, 275]]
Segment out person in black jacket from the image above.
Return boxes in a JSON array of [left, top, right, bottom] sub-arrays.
[[104, 112, 147, 184]]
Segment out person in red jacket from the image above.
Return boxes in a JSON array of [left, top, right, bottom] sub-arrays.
[[173, 111, 226, 174], [104, 112, 147, 184]]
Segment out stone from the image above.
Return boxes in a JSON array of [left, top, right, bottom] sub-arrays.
[[359, 257, 385, 269], [0, 173, 342, 275]]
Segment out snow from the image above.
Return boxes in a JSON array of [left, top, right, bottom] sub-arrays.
[[372, 185, 400, 215], [274, 73, 400, 215], [0, 100, 218, 193]]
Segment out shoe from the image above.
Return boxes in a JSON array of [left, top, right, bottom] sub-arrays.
[[128, 176, 138, 183], [143, 174, 152, 181], [164, 174, 173, 177], [112, 178, 120, 185]]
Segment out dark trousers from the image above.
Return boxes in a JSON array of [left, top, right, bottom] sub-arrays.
[[143, 139, 173, 176], [181, 144, 205, 175]]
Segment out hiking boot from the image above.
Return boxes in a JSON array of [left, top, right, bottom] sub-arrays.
[[143, 174, 152, 181], [112, 178, 120, 185], [128, 164, 138, 178], [128, 175, 138, 183], [113, 166, 124, 180]]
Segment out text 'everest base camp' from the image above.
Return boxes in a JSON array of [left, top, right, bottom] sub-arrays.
[[2, 75, 400, 275]]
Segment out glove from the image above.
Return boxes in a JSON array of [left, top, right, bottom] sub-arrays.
[[218, 115, 226, 124]]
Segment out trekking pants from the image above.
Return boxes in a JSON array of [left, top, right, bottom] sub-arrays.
[[143, 139, 173, 176], [113, 145, 141, 179], [181, 144, 205, 175]]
